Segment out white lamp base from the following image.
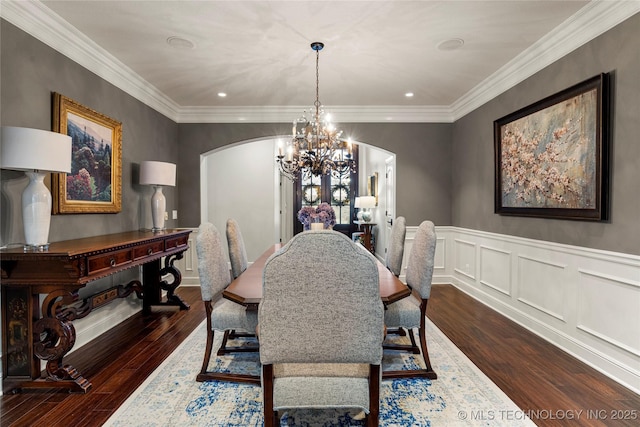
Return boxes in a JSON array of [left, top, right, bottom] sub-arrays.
[[361, 209, 372, 222], [22, 171, 52, 250], [151, 185, 166, 231]]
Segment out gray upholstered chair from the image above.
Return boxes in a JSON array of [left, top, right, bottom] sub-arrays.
[[385, 216, 406, 277], [226, 218, 248, 279], [382, 220, 438, 380], [224, 218, 254, 349], [195, 222, 260, 384], [259, 230, 384, 427]]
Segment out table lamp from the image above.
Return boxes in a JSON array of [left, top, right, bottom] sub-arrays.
[[0, 126, 72, 250], [356, 195, 376, 222], [139, 160, 176, 231]]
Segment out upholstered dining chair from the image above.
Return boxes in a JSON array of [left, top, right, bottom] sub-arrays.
[[382, 220, 438, 380], [226, 218, 248, 279], [259, 230, 384, 427], [222, 218, 256, 351], [385, 216, 406, 277], [195, 222, 260, 384]]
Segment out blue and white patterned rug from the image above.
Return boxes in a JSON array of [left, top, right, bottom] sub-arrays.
[[104, 317, 534, 426]]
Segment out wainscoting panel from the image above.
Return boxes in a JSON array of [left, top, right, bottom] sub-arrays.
[[479, 245, 512, 297], [453, 238, 477, 280], [174, 228, 199, 286], [434, 226, 640, 394], [517, 255, 568, 323], [577, 269, 640, 369]]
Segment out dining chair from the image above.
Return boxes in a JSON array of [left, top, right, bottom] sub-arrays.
[[223, 218, 255, 351], [226, 218, 248, 279], [195, 222, 260, 384], [385, 216, 406, 277], [259, 230, 384, 427], [382, 220, 438, 380]]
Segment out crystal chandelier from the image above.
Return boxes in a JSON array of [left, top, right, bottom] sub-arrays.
[[277, 42, 356, 181]]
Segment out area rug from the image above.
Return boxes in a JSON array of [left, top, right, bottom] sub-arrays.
[[104, 318, 534, 426]]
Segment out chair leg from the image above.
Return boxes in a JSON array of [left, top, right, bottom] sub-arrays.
[[417, 300, 436, 377], [216, 330, 232, 356], [196, 302, 260, 384], [383, 327, 420, 354], [385, 327, 407, 336], [383, 299, 437, 380], [263, 364, 277, 427], [217, 328, 259, 355], [368, 364, 380, 427], [197, 302, 215, 380]]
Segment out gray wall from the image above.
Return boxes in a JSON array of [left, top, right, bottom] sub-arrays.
[[451, 13, 640, 255], [178, 122, 452, 228], [1, 21, 179, 244]]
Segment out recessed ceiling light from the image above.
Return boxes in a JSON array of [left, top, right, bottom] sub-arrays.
[[218, 92, 227, 98], [385, 117, 393, 121], [437, 38, 464, 51], [166, 36, 195, 49], [405, 92, 414, 98]]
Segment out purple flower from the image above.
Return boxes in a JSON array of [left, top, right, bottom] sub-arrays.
[[297, 203, 336, 229]]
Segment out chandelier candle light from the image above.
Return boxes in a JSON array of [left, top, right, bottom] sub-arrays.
[[0, 126, 72, 250], [277, 42, 356, 180], [139, 160, 176, 231]]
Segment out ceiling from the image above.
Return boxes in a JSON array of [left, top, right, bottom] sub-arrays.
[[2, 1, 638, 122]]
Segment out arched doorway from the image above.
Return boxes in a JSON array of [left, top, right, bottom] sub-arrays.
[[200, 137, 395, 260]]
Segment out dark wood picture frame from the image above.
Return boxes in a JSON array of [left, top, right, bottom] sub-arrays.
[[52, 93, 122, 214], [494, 73, 609, 221]]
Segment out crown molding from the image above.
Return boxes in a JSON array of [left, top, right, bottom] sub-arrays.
[[2, 1, 638, 124], [176, 105, 455, 123], [450, 0, 640, 120], [0, 0, 181, 120]]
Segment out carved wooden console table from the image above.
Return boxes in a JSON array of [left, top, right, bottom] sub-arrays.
[[1, 229, 191, 394]]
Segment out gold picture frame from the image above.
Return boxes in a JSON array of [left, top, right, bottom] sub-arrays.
[[367, 172, 379, 206], [52, 93, 122, 214]]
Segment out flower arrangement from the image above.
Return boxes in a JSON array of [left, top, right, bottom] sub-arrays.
[[297, 202, 336, 230]]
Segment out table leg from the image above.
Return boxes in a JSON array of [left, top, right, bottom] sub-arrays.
[[142, 253, 190, 313]]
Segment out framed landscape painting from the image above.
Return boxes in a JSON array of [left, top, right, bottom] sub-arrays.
[[52, 93, 122, 213], [494, 73, 609, 221]]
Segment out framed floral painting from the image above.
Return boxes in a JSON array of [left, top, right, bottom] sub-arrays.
[[52, 93, 122, 213], [494, 73, 609, 221]]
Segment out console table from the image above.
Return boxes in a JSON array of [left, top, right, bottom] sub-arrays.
[[354, 221, 376, 253], [0, 229, 191, 394]]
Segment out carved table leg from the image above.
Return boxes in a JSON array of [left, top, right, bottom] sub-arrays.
[[142, 252, 190, 313], [18, 290, 92, 393], [160, 253, 190, 310]]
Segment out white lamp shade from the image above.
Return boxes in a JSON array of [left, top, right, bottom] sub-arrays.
[[1, 126, 71, 173], [139, 161, 176, 186], [354, 196, 362, 208], [359, 196, 376, 209]]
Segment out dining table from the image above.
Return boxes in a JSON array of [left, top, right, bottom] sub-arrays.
[[223, 243, 412, 310]]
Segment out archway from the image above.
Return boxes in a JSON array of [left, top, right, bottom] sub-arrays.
[[200, 137, 395, 260]]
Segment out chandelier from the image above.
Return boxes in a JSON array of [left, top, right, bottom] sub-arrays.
[[276, 42, 356, 181]]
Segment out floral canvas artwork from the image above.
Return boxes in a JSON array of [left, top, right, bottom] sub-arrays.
[[500, 89, 597, 209], [494, 74, 609, 221]]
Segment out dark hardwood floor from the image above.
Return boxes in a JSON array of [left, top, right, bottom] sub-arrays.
[[2, 284, 639, 426]]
